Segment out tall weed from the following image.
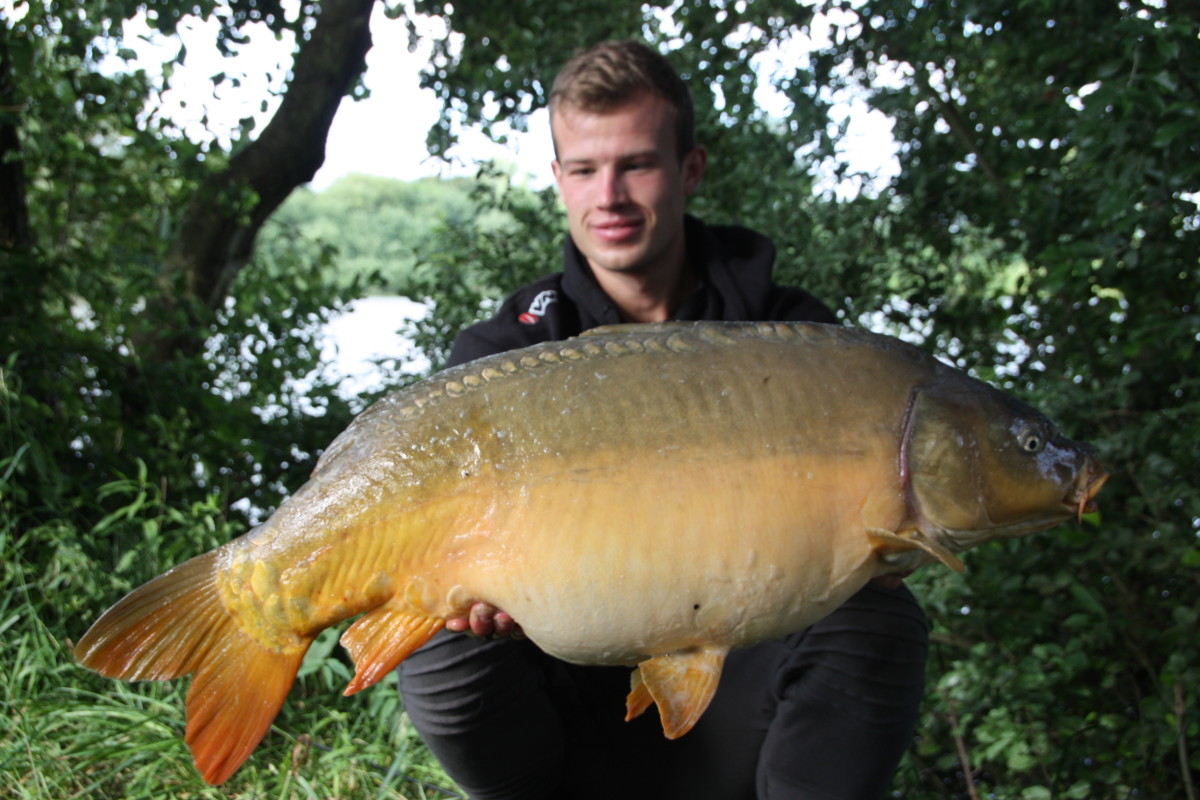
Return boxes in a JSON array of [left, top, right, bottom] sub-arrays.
[[0, 447, 460, 799]]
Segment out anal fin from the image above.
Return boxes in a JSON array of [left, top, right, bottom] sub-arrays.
[[340, 606, 444, 695], [625, 670, 654, 722], [626, 648, 727, 739], [867, 527, 965, 572]]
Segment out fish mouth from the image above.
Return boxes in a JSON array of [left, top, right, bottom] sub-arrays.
[[1069, 461, 1109, 522]]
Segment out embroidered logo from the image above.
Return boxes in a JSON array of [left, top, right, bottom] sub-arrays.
[[518, 290, 558, 325]]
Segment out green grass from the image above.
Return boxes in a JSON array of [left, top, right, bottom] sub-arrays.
[[0, 474, 462, 800]]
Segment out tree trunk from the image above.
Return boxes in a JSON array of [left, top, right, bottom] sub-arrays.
[[142, 0, 376, 362], [0, 28, 31, 252]]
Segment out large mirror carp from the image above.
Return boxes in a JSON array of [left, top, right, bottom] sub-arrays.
[[75, 321, 1108, 784]]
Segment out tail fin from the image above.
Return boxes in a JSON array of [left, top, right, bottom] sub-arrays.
[[73, 548, 310, 785]]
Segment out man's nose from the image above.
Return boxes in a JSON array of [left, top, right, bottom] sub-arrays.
[[598, 167, 628, 207]]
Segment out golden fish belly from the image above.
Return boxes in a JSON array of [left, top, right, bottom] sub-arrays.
[[424, 447, 901, 666], [215, 325, 919, 655]]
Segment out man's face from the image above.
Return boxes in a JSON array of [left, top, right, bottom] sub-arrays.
[[551, 92, 706, 278]]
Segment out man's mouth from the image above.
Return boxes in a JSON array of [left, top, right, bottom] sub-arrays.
[[591, 217, 644, 243]]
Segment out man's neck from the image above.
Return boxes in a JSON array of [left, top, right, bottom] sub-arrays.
[[589, 239, 696, 323], [593, 263, 696, 323]]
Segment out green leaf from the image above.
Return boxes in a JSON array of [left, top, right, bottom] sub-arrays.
[[1068, 581, 1107, 618], [1152, 119, 1197, 149]]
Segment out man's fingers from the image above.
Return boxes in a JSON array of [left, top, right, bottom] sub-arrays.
[[492, 611, 517, 637], [445, 602, 524, 638], [469, 603, 496, 636], [871, 572, 912, 590]]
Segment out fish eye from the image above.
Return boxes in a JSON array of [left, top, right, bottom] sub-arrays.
[[1019, 426, 1045, 454]]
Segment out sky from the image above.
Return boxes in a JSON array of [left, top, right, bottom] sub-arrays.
[[107, 2, 899, 196], [114, 5, 557, 190], [90, 3, 901, 391]]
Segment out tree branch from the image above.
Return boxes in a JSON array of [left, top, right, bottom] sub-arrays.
[[1177, 683, 1198, 800], [941, 688, 982, 800], [866, 24, 1014, 208], [144, 0, 375, 361], [910, 61, 1014, 208]]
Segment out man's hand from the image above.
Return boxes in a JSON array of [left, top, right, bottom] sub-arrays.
[[871, 572, 912, 590], [445, 602, 523, 638]]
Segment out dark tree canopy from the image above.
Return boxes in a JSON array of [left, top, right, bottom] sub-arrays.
[[1, 0, 1196, 796], [403, 3, 1200, 796]]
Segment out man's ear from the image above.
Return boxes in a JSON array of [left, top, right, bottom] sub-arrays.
[[681, 146, 708, 195]]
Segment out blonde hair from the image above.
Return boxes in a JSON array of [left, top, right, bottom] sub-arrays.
[[549, 40, 696, 160]]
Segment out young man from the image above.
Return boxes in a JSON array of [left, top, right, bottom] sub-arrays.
[[398, 40, 929, 799]]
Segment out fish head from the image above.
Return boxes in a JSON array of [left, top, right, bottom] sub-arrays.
[[902, 377, 1108, 553]]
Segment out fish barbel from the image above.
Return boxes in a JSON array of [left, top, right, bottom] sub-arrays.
[[74, 321, 1107, 784]]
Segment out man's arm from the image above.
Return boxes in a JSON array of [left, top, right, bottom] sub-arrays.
[[764, 284, 838, 325], [446, 326, 507, 368]]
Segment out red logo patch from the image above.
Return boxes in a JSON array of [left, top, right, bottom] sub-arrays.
[[519, 290, 558, 325]]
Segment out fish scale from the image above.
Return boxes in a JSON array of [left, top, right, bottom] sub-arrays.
[[74, 320, 1107, 784]]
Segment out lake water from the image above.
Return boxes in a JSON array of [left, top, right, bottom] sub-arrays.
[[320, 295, 429, 398]]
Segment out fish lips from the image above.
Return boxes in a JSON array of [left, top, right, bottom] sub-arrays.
[[1070, 458, 1109, 522]]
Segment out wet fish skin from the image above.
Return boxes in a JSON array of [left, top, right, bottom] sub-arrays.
[[73, 321, 1107, 784]]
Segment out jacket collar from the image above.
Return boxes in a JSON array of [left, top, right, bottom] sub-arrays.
[[560, 215, 778, 325]]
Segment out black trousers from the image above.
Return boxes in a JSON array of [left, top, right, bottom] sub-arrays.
[[398, 582, 929, 800]]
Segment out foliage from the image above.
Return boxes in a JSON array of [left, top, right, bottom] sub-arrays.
[[401, 163, 566, 371], [0, 223, 449, 796], [807, 3, 1200, 796], [406, 1, 1200, 797], [1, 1, 457, 796], [0, 454, 459, 798], [268, 173, 500, 292], [4, 0, 1197, 797]]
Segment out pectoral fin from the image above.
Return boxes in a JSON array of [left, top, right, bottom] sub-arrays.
[[867, 527, 965, 572], [341, 606, 444, 695], [625, 647, 727, 739]]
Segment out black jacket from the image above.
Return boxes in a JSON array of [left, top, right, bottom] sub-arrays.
[[447, 215, 835, 367]]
